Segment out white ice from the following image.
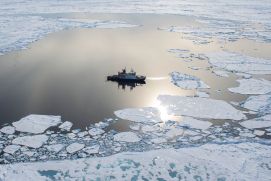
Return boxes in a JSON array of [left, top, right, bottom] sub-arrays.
[[212, 70, 229, 77], [45, 144, 65, 153], [114, 107, 162, 124], [0, 126, 15, 135], [207, 51, 271, 75], [12, 114, 61, 134], [241, 94, 271, 115], [170, 72, 210, 89], [58, 121, 73, 131], [3, 145, 21, 155], [228, 79, 271, 95], [66, 143, 85, 154], [179, 117, 212, 130], [88, 128, 105, 136], [158, 95, 246, 120], [0, 143, 270, 180], [82, 145, 100, 154], [12, 135, 48, 149], [240, 114, 271, 129], [113, 132, 141, 142]]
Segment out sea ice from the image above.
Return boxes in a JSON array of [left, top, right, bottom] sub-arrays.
[[212, 70, 229, 77], [12, 114, 61, 134], [228, 79, 271, 95], [253, 130, 265, 136], [0, 126, 15, 135], [195, 91, 210, 98], [83, 145, 100, 154], [241, 94, 271, 114], [170, 72, 210, 89], [179, 117, 212, 130], [3, 145, 21, 155], [45, 144, 65, 153], [158, 95, 246, 120], [0, 143, 270, 180], [114, 107, 162, 124], [58, 121, 73, 131], [240, 115, 271, 129], [113, 132, 141, 142], [66, 143, 85, 154], [206, 51, 271, 75], [12, 135, 48, 149], [88, 128, 105, 136]]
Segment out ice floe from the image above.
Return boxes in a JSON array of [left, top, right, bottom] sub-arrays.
[[212, 70, 229, 77], [0, 142, 270, 180], [240, 114, 271, 129], [82, 145, 100, 155], [158, 95, 246, 120], [113, 132, 141, 142], [0, 126, 15, 135], [114, 107, 162, 124], [195, 91, 210, 98], [66, 143, 85, 154], [88, 128, 105, 136], [229, 78, 271, 95], [58, 121, 73, 131], [45, 144, 65, 153], [12, 114, 61, 134], [241, 94, 271, 114], [170, 72, 210, 89], [3, 145, 21, 155], [179, 117, 212, 130], [12, 135, 48, 149], [207, 51, 271, 75], [253, 130, 265, 136]]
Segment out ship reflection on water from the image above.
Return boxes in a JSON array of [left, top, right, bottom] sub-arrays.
[[110, 80, 146, 91]]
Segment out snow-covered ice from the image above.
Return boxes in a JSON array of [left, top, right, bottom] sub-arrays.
[[253, 130, 265, 136], [66, 143, 85, 154], [170, 72, 210, 89], [158, 95, 246, 120], [0, 126, 15, 134], [229, 79, 271, 95], [113, 132, 141, 142], [241, 94, 271, 115], [115, 107, 162, 124], [0, 143, 270, 180], [12, 135, 48, 149], [240, 114, 271, 129], [213, 70, 229, 77], [207, 51, 271, 75], [83, 145, 100, 154], [195, 91, 210, 98], [12, 114, 61, 134], [45, 144, 65, 153], [58, 121, 73, 131], [179, 117, 212, 130], [88, 128, 105, 136], [3, 145, 21, 155]]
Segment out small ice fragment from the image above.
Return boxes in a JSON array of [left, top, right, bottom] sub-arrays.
[[228, 79, 271, 95], [165, 128, 184, 139], [141, 125, 159, 132], [241, 94, 271, 114], [3, 145, 21, 154], [113, 132, 141, 142], [88, 128, 105, 136], [0, 126, 15, 135], [59, 121, 73, 131], [12, 115, 61, 134], [66, 143, 85, 154], [236, 73, 252, 79], [170, 72, 210, 89], [12, 135, 48, 148], [129, 124, 140, 131], [150, 137, 167, 144]]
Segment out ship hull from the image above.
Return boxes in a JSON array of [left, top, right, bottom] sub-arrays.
[[107, 75, 146, 83]]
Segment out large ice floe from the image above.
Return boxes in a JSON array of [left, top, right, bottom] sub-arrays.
[[0, 143, 270, 180], [229, 78, 271, 95], [170, 72, 210, 89], [240, 115, 271, 129], [12, 115, 61, 134], [206, 51, 271, 75], [12, 135, 48, 149], [241, 94, 271, 114], [157, 95, 246, 120]]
